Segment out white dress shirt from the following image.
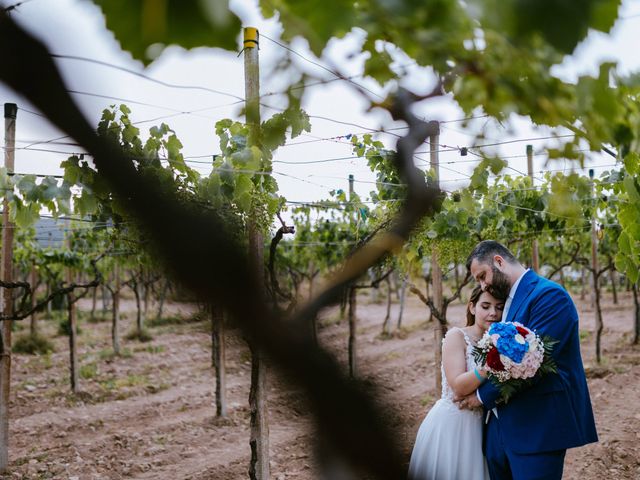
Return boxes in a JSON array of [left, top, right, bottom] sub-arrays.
[[502, 268, 529, 322]]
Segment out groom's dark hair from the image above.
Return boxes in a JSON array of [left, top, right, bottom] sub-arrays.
[[466, 240, 518, 272]]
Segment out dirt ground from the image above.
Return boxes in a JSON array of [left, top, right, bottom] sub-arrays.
[[2, 285, 639, 479]]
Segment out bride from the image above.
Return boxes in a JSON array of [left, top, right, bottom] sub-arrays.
[[408, 286, 505, 480]]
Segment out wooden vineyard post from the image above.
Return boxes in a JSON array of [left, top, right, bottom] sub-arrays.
[[632, 283, 640, 345], [429, 121, 445, 393], [0, 102, 17, 472], [156, 279, 168, 321], [29, 266, 37, 336], [211, 304, 227, 417], [381, 276, 392, 335], [347, 174, 358, 378], [66, 236, 79, 393], [112, 261, 121, 355], [589, 169, 603, 363], [609, 268, 618, 305], [527, 144, 540, 272], [244, 26, 270, 480], [396, 275, 407, 330], [348, 285, 357, 378]]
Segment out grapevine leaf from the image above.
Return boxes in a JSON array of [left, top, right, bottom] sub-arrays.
[[92, 0, 242, 64], [624, 176, 640, 204], [234, 174, 253, 212], [75, 189, 98, 216], [13, 201, 40, 229]]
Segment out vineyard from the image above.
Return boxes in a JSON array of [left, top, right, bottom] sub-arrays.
[[3, 287, 639, 478], [1, 0, 640, 479]]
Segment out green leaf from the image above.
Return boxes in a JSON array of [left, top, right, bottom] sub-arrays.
[[61, 156, 82, 184], [122, 123, 140, 144], [93, 0, 242, 64], [75, 189, 98, 216], [626, 257, 639, 284], [40, 177, 60, 202], [478, 0, 621, 54], [234, 174, 253, 212], [364, 48, 395, 85], [591, 0, 623, 32], [13, 201, 40, 229], [618, 231, 631, 255], [260, 0, 358, 55], [614, 253, 626, 273], [624, 176, 640, 204], [16, 175, 37, 195], [165, 134, 183, 159]]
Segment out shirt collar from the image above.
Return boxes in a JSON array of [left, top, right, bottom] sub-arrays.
[[508, 268, 529, 299]]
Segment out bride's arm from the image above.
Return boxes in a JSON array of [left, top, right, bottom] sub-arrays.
[[442, 330, 486, 398]]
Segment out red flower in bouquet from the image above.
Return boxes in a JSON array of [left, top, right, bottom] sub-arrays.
[[486, 346, 505, 371]]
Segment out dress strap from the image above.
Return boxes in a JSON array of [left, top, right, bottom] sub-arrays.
[[447, 326, 472, 347]]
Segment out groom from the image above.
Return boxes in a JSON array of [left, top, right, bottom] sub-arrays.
[[458, 240, 597, 480]]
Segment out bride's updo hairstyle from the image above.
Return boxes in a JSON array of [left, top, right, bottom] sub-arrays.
[[466, 285, 484, 327]]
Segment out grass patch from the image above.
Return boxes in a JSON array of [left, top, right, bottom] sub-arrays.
[[79, 362, 99, 380], [584, 365, 611, 379], [239, 349, 252, 364], [116, 374, 149, 388], [12, 332, 55, 355], [97, 348, 133, 361], [99, 373, 151, 392], [125, 329, 154, 342], [377, 332, 390, 341], [148, 344, 165, 354], [46, 310, 66, 323], [420, 394, 434, 407], [146, 382, 171, 394], [383, 350, 401, 361], [79, 310, 111, 324], [147, 315, 186, 327], [12, 321, 25, 332], [318, 313, 343, 328], [13, 452, 49, 467], [40, 352, 54, 370], [579, 330, 591, 342], [147, 311, 208, 332], [134, 344, 166, 354], [57, 317, 82, 337]]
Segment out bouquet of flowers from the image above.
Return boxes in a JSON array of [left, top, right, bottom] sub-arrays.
[[473, 321, 558, 403]]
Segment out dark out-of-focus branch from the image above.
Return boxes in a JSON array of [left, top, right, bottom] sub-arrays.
[[0, 12, 443, 478]]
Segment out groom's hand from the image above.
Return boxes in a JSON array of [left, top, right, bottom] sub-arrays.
[[455, 393, 481, 410]]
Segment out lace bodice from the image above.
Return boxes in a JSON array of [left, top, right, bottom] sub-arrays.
[[440, 327, 480, 401]]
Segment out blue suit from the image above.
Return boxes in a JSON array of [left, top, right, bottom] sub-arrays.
[[478, 270, 598, 479]]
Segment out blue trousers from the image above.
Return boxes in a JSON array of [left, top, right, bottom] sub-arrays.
[[485, 414, 566, 480]]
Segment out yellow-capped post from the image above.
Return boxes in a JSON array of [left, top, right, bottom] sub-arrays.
[[243, 27, 270, 480]]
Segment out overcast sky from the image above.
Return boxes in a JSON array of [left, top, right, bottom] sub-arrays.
[[2, 0, 640, 218]]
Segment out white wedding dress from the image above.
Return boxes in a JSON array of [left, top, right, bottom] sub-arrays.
[[408, 327, 490, 480]]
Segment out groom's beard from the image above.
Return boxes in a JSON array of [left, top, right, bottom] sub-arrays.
[[486, 266, 511, 300]]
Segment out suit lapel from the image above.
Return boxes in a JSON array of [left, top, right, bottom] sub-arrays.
[[505, 270, 538, 324]]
